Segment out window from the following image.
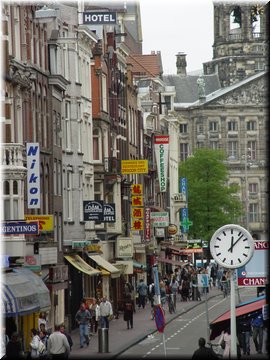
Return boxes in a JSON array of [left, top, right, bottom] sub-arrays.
[[164, 96, 171, 111], [64, 101, 71, 150], [247, 141, 256, 160], [197, 124, 204, 133], [255, 60, 264, 71], [93, 128, 102, 161], [209, 121, 218, 132], [230, 7, 241, 30], [210, 141, 219, 150], [180, 143, 189, 161], [246, 121, 256, 131], [53, 159, 57, 195], [79, 170, 83, 221], [101, 74, 107, 112], [2, 180, 20, 220], [249, 203, 259, 222], [228, 141, 238, 159], [66, 169, 73, 221], [94, 182, 102, 201], [249, 183, 258, 194], [180, 124, 188, 133], [228, 121, 237, 131], [58, 161, 62, 196]]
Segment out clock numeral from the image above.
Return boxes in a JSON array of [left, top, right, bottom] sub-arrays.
[[231, 229, 233, 234], [231, 260, 233, 265], [214, 245, 219, 248], [222, 231, 226, 236], [222, 258, 226, 263], [243, 238, 248, 242], [238, 231, 243, 236], [243, 253, 248, 257], [238, 258, 242, 263], [216, 252, 221, 256], [217, 237, 222, 241], [245, 246, 250, 249]]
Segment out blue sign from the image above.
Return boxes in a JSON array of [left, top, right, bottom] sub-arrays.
[[180, 177, 188, 201], [0, 221, 39, 235]]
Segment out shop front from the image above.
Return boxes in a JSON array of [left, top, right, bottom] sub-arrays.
[[2, 267, 51, 352]]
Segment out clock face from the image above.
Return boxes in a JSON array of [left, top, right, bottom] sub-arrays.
[[210, 224, 255, 269]]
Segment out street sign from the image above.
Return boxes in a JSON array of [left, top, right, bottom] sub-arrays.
[[0, 221, 39, 235], [154, 304, 165, 333]]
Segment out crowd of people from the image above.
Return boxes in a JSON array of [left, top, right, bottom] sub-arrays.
[[2, 262, 266, 359]]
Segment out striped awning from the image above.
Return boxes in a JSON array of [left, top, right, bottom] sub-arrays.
[[2, 271, 40, 317]]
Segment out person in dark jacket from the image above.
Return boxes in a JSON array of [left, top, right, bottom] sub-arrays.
[[192, 337, 219, 359], [60, 324, 73, 357], [5, 332, 25, 359], [123, 293, 134, 329]]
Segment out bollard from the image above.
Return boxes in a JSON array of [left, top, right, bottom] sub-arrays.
[[98, 328, 109, 353]]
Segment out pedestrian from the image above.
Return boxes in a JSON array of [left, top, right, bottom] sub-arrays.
[[89, 298, 100, 335], [238, 316, 252, 355], [38, 313, 49, 332], [137, 279, 148, 309], [1, 326, 9, 355], [75, 302, 91, 348], [5, 332, 25, 360], [59, 324, 73, 353], [169, 276, 179, 308], [38, 329, 49, 359], [99, 296, 113, 329], [191, 337, 219, 359], [123, 293, 134, 329], [29, 328, 41, 359], [210, 264, 217, 287], [218, 328, 231, 358], [47, 324, 70, 360], [251, 313, 264, 354], [180, 275, 190, 301]]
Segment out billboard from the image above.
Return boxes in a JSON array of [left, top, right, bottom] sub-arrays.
[[154, 135, 169, 192], [27, 143, 40, 209], [237, 240, 268, 287], [121, 160, 148, 174]]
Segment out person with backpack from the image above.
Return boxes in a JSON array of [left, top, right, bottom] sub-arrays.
[[123, 293, 134, 329]]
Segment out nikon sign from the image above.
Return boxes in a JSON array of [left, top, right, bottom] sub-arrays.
[[154, 135, 169, 192], [83, 11, 117, 24]]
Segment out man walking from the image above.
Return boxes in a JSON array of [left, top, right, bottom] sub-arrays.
[[251, 313, 264, 354], [47, 324, 70, 360], [137, 279, 148, 309], [75, 302, 91, 348], [99, 296, 113, 329], [192, 337, 218, 359]]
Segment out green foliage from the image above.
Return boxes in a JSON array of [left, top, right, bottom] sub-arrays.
[[179, 149, 243, 245]]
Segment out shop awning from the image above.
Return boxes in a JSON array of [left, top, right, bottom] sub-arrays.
[[210, 297, 266, 340], [2, 271, 40, 317], [160, 242, 182, 254], [64, 254, 102, 276], [87, 254, 120, 278], [13, 267, 51, 312], [157, 256, 185, 266], [133, 260, 147, 271]]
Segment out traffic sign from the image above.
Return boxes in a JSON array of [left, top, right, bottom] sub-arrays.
[[154, 304, 165, 333]]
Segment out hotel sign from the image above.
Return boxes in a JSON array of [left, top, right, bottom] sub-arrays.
[[83, 11, 117, 24]]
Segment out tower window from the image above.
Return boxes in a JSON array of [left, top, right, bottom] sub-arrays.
[[230, 7, 241, 30]]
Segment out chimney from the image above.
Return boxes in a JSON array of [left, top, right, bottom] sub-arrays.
[[176, 52, 187, 75]]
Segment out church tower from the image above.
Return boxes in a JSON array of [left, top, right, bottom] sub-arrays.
[[203, 3, 267, 87]]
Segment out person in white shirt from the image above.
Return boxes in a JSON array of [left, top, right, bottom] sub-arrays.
[[99, 296, 113, 329], [47, 324, 70, 360]]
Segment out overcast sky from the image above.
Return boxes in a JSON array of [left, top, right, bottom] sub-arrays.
[[139, 0, 214, 74]]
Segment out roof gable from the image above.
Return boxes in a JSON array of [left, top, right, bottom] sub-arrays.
[[127, 53, 163, 77]]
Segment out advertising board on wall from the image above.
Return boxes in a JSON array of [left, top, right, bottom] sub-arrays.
[[154, 135, 169, 192], [27, 143, 40, 209]]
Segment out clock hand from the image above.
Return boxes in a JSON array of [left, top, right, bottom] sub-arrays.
[[228, 234, 244, 252], [228, 236, 234, 253]]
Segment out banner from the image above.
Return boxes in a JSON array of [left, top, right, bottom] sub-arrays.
[[154, 136, 169, 192], [27, 143, 40, 209]]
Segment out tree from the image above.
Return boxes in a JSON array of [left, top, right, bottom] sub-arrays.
[[179, 149, 243, 258]]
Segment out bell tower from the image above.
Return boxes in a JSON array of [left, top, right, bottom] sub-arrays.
[[203, 3, 267, 87]]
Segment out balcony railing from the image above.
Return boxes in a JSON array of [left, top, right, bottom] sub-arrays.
[[1, 143, 25, 167]]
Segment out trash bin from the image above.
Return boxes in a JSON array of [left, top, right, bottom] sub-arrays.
[[98, 328, 109, 353]]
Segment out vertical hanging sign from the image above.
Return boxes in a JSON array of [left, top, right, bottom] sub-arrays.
[[27, 143, 40, 209], [154, 135, 169, 192]]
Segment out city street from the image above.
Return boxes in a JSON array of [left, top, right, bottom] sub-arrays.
[[69, 286, 267, 359]]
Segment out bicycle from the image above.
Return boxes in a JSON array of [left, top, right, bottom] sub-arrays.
[[166, 294, 175, 314], [221, 280, 230, 298]]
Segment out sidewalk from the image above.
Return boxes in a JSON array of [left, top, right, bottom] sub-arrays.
[[69, 286, 221, 359]]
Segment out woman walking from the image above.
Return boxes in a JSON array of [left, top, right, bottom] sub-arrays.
[[123, 293, 134, 329]]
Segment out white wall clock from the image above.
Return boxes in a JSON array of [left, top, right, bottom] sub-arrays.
[[210, 224, 254, 269]]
